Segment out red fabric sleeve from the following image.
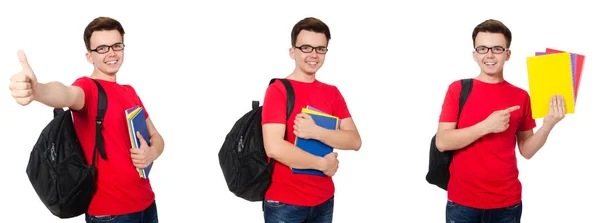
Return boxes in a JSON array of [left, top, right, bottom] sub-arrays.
[[71, 77, 94, 115], [439, 80, 461, 122], [261, 81, 287, 125], [333, 87, 351, 120], [519, 94, 537, 131], [126, 85, 149, 119]]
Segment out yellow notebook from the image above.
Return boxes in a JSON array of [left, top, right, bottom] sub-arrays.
[[125, 106, 145, 178], [302, 108, 336, 119], [526, 52, 575, 119]]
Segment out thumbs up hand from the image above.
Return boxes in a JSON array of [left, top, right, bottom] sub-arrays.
[[9, 50, 38, 106]]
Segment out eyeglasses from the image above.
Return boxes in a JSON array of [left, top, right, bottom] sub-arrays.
[[90, 43, 125, 54], [295, 45, 328, 54], [475, 46, 508, 54]]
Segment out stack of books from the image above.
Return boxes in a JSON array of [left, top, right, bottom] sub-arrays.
[[125, 106, 153, 179], [526, 48, 586, 119], [292, 105, 340, 176]]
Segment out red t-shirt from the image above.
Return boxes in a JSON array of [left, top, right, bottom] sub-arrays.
[[261, 78, 351, 206], [71, 77, 155, 216], [439, 79, 537, 209]]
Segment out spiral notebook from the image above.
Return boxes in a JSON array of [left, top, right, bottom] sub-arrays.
[[544, 48, 586, 103], [526, 52, 575, 119]]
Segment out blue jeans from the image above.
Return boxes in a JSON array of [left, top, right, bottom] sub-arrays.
[[85, 200, 158, 223], [446, 200, 522, 223], [263, 196, 334, 223]]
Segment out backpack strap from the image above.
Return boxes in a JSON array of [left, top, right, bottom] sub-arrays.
[[457, 78, 473, 122], [445, 78, 473, 159], [268, 78, 295, 121], [90, 79, 108, 167], [262, 78, 295, 169]]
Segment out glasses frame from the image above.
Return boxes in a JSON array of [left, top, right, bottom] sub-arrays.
[[475, 45, 509, 54], [294, 44, 328, 54], [90, 43, 126, 54]]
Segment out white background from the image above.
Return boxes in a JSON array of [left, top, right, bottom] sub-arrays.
[[1, 0, 598, 222]]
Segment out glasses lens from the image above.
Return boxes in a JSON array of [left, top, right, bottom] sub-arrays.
[[476, 46, 488, 54], [113, 43, 124, 51], [492, 46, 505, 53], [299, 45, 313, 53], [96, 46, 108, 53]]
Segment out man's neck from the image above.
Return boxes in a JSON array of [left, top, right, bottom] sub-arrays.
[[287, 68, 316, 83], [476, 71, 505, 83], [90, 70, 117, 82]]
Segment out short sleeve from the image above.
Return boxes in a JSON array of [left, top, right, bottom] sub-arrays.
[[261, 81, 287, 125], [518, 93, 537, 131], [333, 86, 351, 120], [125, 85, 149, 119], [439, 81, 462, 122], [71, 77, 94, 115]]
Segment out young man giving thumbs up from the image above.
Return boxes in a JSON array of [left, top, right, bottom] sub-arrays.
[[8, 17, 163, 223], [435, 19, 567, 223]]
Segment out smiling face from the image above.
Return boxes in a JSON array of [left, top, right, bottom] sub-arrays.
[[289, 30, 328, 76], [470, 19, 513, 78], [86, 30, 125, 76], [472, 32, 511, 76], [82, 17, 126, 78]]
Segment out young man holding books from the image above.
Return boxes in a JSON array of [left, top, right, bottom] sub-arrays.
[[9, 17, 163, 222], [435, 19, 566, 223], [261, 17, 362, 223]]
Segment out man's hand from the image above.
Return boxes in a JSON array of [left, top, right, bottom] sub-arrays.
[[130, 131, 156, 169], [320, 152, 339, 177], [482, 105, 521, 134], [293, 112, 323, 140], [9, 50, 38, 106], [543, 94, 566, 127]]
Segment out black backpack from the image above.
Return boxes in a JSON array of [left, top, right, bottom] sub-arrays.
[[218, 78, 294, 202], [426, 78, 472, 191], [25, 78, 108, 218]]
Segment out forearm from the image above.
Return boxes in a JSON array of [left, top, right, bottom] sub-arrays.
[[266, 140, 325, 170], [436, 122, 488, 151], [34, 82, 79, 108], [520, 124, 553, 159], [149, 133, 165, 160], [316, 128, 361, 151]]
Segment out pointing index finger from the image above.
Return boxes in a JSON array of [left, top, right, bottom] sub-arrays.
[[504, 105, 520, 113]]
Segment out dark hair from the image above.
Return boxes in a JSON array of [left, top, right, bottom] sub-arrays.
[[291, 17, 331, 46], [472, 19, 512, 48], [83, 17, 125, 51]]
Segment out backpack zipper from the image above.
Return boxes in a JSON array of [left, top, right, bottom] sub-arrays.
[[50, 142, 57, 162], [237, 135, 244, 152]]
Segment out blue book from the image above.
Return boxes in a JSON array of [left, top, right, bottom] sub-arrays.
[[307, 105, 341, 126], [129, 107, 153, 178], [292, 107, 339, 176]]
